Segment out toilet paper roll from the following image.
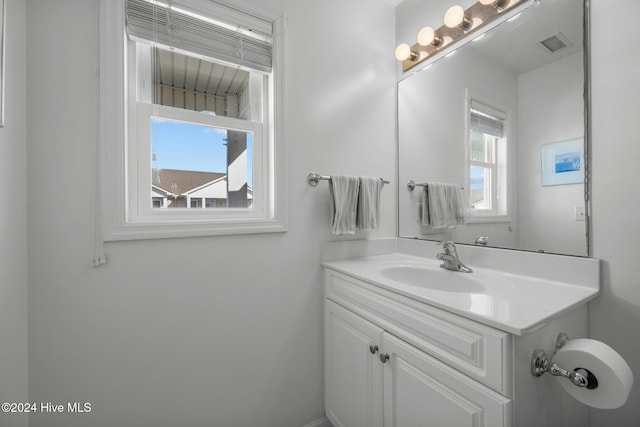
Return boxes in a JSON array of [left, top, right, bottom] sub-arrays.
[[553, 338, 634, 409]]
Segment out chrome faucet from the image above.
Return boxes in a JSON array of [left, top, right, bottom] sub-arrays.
[[436, 241, 473, 273], [474, 236, 489, 246]]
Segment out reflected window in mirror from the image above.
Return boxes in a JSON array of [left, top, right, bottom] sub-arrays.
[[467, 99, 507, 220]]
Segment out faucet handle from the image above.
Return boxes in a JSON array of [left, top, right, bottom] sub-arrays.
[[437, 241, 473, 273], [439, 241, 456, 253]]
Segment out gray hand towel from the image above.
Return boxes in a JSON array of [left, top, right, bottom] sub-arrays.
[[422, 182, 465, 228], [329, 175, 360, 235], [357, 177, 382, 231]]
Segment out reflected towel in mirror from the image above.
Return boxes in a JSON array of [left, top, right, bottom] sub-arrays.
[[422, 182, 466, 229]]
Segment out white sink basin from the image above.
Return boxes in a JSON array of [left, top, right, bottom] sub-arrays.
[[324, 251, 600, 334], [380, 265, 485, 293]]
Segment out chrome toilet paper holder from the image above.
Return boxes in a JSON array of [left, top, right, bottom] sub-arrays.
[[531, 333, 599, 389]]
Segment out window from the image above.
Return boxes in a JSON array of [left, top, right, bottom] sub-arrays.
[[466, 98, 508, 219], [99, 0, 286, 240]]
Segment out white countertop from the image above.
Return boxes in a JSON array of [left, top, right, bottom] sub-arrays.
[[324, 252, 600, 335]]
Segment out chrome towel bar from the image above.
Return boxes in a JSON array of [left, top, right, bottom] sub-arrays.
[[307, 172, 390, 187], [407, 180, 463, 191]]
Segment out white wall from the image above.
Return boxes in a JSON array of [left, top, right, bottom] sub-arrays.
[[590, 0, 640, 425], [518, 53, 586, 255], [0, 1, 28, 427], [25, 1, 396, 427]]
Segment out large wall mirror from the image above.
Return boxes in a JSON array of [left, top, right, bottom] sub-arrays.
[[397, 0, 589, 256]]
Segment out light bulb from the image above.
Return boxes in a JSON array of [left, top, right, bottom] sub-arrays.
[[417, 27, 434, 46], [479, 0, 494, 5], [395, 43, 416, 61], [444, 5, 471, 30], [417, 26, 442, 47], [444, 5, 464, 27]]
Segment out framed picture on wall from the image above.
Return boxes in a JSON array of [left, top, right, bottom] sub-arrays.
[[541, 138, 584, 186]]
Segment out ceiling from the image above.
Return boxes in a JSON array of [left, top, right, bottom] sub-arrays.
[[468, 0, 583, 76], [155, 48, 249, 97]]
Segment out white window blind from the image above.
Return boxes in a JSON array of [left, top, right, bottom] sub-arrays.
[[470, 100, 505, 138], [126, 0, 273, 72]]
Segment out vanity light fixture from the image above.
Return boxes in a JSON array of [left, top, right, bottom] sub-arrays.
[[444, 5, 472, 30], [417, 26, 443, 47], [479, 0, 508, 11], [395, 0, 536, 73], [394, 43, 418, 62]]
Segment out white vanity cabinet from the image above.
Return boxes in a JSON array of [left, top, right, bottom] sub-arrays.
[[324, 267, 590, 427], [325, 300, 384, 427], [382, 332, 510, 427], [325, 270, 511, 427]]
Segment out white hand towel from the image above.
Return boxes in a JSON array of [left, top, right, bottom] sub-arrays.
[[421, 182, 465, 229], [357, 177, 382, 231], [329, 175, 360, 235]]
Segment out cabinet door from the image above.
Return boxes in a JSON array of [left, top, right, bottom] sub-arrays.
[[382, 333, 512, 427], [326, 300, 385, 427]]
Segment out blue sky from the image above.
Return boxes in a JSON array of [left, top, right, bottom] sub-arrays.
[[470, 166, 485, 191], [151, 118, 253, 185]]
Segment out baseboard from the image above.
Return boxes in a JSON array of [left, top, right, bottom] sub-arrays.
[[302, 416, 333, 427]]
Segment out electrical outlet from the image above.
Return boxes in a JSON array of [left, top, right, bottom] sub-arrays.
[[574, 206, 586, 221]]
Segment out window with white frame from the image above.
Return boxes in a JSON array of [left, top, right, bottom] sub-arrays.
[[99, 0, 286, 240], [467, 98, 507, 219]]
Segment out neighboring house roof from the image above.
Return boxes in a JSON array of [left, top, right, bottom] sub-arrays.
[[185, 175, 228, 195], [152, 168, 226, 196]]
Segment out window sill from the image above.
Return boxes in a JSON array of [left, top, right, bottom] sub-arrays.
[[465, 216, 511, 224], [104, 218, 287, 241]]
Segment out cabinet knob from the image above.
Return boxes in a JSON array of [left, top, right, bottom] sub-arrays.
[[369, 345, 379, 354], [379, 353, 390, 363]]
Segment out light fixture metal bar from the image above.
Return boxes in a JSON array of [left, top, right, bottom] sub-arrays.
[[401, 0, 534, 73]]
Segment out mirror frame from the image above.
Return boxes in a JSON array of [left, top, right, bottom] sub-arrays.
[[395, 0, 592, 257], [584, 0, 592, 257]]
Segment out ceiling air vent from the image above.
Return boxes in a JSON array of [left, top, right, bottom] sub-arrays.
[[538, 32, 571, 53]]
